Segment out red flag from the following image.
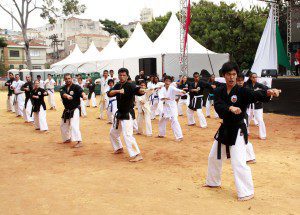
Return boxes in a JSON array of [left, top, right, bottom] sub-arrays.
[[184, 0, 191, 54]]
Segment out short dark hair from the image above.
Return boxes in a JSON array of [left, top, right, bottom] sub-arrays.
[[8, 72, 13, 75], [164, 75, 172, 81], [139, 80, 146, 85], [237, 74, 245, 79], [221, 62, 240, 76], [64, 73, 71, 78], [193, 72, 200, 76], [15, 74, 20, 77], [109, 70, 114, 73], [118, 68, 129, 76], [108, 79, 114, 85], [48, 74, 52, 77], [37, 75, 41, 78], [103, 70, 108, 74]]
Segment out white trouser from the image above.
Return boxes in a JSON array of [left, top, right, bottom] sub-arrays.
[[23, 100, 34, 122], [187, 108, 207, 128], [99, 94, 108, 119], [14, 94, 25, 116], [206, 129, 254, 198], [246, 142, 256, 161], [205, 98, 219, 118], [137, 111, 152, 136], [47, 90, 56, 108], [133, 119, 138, 132], [80, 98, 87, 117], [178, 98, 189, 116], [6, 94, 15, 113], [254, 108, 266, 139], [60, 108, 82, 142], [247, 105, 258, 126], [158, 116, 183, 140], [107, 101, 117, 123], [110, 116, 141, 157], [7, 95, 15, 112], [86, 92, 97, 107], [150, 100, 159, 119], [33, 106, 48, 131]]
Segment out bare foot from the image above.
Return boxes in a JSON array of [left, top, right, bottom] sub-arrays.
[[73, 141, 83, 148], [114, 148, 124, 154], [35, 128, 40, 130], [63, 139, 71, 143], [247, 159, 256, 164], [176, 138, 183, 142], [238, 194, 254, 201], [207, 116, 211, 118], [157, 135, 165, 138], [188, 123, 196, 126], [129, 154, 143, 162], [202, 184, 220, 188]]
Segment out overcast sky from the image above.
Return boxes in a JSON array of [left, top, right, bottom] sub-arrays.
[[0, 0, 267, 30]]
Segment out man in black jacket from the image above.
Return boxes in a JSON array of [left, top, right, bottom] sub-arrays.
[[21, 75, 34, 123], [204, 62, 280, 201], [5, 72, 15, 113], [108, 68, 145, 162]]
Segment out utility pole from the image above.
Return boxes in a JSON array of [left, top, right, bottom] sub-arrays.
[[180, 0, 188, 76]]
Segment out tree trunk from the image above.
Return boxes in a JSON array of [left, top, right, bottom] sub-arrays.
[[22, 29, 33, 70]]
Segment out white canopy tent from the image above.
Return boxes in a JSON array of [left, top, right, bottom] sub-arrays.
[[251, 5, 277, 77], [51, 44, 84, 74]]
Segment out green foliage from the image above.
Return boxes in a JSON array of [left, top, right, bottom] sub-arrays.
[[100, 19, 128, 39], [0, 63, 8, 76], [118, 38, 128, 48], [0, 37, 7, 48], [143, 0, 269, 70]]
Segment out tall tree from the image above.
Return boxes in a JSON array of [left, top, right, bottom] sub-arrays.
[[0, 37, 8, 76], [99, 19, 128, 39], [0, 0, 86, 69]]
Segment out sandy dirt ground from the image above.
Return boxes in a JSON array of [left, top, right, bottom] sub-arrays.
[[0, 91, 299, 215]]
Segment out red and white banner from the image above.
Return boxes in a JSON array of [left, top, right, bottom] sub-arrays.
[[184, 0, 191, 54]]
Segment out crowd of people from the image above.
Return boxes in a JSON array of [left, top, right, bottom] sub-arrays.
[[4, 62, 281, 201]]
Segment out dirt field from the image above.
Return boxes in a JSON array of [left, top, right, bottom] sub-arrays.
[[0, 91, 299, 215]]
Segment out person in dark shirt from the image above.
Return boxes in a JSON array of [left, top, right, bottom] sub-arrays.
[[204, 62, 281, 201], [134, 70, 147, 85], [205, 74, 222, 119], [21, 75, 34, 123], [31, 80, 49, 132], [86, 78, 97, 108], [5, 72, 15, 112], [60, 73, 87, 148], [246, 72, 269, 140], [107, 68, 145, 162], [177, 75, 189, 116], [187, 72, 215, 128]]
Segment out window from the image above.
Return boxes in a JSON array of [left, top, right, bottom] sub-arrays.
[[19, 65, 24, 69], [30, 50, 40, 57], [9, 50, 20, 57], [9, 65, 14, 69], [32, 65, 42, 69]]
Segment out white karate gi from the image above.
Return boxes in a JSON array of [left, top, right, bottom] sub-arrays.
[[106, 88, 117, 123], [45, 79, 56, 108], [39, 80, 45, 89], [60, 108, 82, 142], [247, 105, 266, 139], [246, 142, 256, 161], [136, 92, 152, 136], [206, 129, 254, 198], [178, 95, 189, 116], [12, 80, 25, 116], [33, 105, 48, 131], [99, 77, 109, 118], [205, 96, 219, 118], [147, 82, 163, 119], [77, 82, 87, 117], [110, 114, 141, 158], [158, 86, 184, 140], [86, 92, 97, 107], [7, 94, 15, 112], [23, 99, 34, 122]]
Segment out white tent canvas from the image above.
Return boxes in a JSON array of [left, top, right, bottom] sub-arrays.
[[251, 5, 277, 77]]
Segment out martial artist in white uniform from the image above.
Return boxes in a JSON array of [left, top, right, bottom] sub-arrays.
[[147, 76, 161, 120], [158, 76, 186, 141], [37, 75, 45, 89], [11, 74, 25, 117], [187, 72, 215, 128], [31, 80, 49, 131], [108, 68, 145, 162], [136, 81, 153, 136], [108, 69, 119, 83], [246, 73, 268, 140], [177, 76, 189, 116], [44, 74, 56, 110], [98, 70, 110, 119], [5, 72, 15, 113], [21, 75, 34, 123], [60, 73, 87, 148], [205, 74, 221, 119], [204, 62, 281, 201], [77, 77, 87, 117], [106, 79, 117, 124]]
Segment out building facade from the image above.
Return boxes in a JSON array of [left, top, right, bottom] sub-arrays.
[[140, 7, 153, 23]]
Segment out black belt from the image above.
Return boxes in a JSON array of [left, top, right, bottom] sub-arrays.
[[62, 107, 81, 123]]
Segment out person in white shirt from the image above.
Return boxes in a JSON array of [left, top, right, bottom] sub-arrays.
[[147, 75, 161, 120], [109, 69, 119, 83], [106, 79, 117, 124], [11, 74, 25, 117], [136, 80, 153, 136], [158, 76, 187, 141], [77, 77, 87, 117], [44, 74, 56, 110], [97, 70, 110, 119], [37, 75, 45, 89]]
